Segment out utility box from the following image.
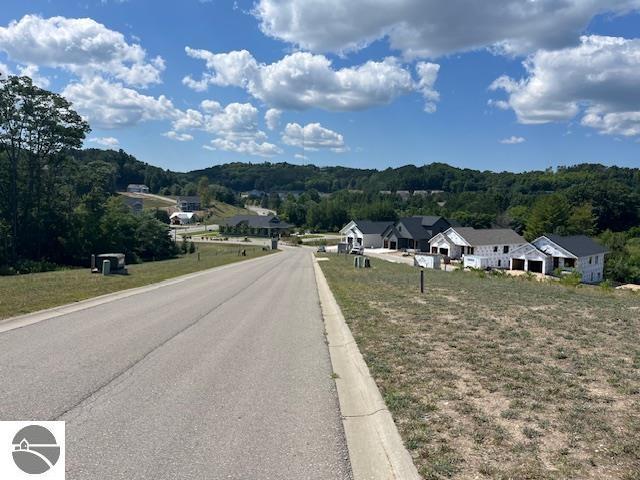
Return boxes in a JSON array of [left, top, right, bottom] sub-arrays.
[[95, 253, 127, 274], [271, 239, 278, 250], [414, 254, 441, 270], [337, 242, 349, 254], [463, 255, 489, 270]]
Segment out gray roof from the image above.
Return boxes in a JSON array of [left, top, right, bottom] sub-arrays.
[[222, 215, 293, 229], [420, 216, 444, 227], [354, 220, 394, 235], [177, 196, 201, 203], [544, 234, 607, 257], [454, 227, 525, 246]]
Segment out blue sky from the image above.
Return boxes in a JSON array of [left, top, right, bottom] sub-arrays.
[[0, 0, 639, 172]]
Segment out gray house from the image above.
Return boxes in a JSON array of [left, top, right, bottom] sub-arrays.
[[177, 196, 201, 212], [123, 196, 144, 214], [382, 216, 452, 251], [220, 215, 293, 237], [340, 220, 394, 248]]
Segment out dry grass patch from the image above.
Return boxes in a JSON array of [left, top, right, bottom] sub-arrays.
[[318, 254, 640, 480]]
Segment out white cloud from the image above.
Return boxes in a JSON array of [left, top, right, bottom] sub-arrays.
[[63, 76, 177, 129], [416, 62, 440, 112], [17, 64, 50, 88], [88, 136, 119, 147], [282, 122, 346, 152], [164, 131, 194, 142], [184, 48, 438, 112], [253, 0, 640, 58], [490, 35, 640, 136], [499, 136, 526, 144], [205, 138, 282, 157], [0, 14, 164, 87], [265, 108, 281, 130], [172, 101, 282, 157], [294, 153, 308, 160]]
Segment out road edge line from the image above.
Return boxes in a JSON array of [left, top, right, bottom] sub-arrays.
[[313, 256, 421, 480], [0, 250, 281, 334]]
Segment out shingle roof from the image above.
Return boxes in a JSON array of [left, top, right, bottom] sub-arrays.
[[397, 216, 429, 239], [177, 196, 201, 203], [544, 234, 607, 257], [420, 216, 443, 227], [354, 220, 394, 235], [454, 227, 525, 246], [222, 215, 293, 229]]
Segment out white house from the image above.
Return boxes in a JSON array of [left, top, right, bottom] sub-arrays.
[[170, 212, 197, 225], [510, 234, 607, 284], [340, 220, 393, 249], [126, 184, 149, 194], [429, 227, 526, 269]]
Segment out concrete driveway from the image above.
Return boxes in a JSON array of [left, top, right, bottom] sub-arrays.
[[0, 248, 351, 479]]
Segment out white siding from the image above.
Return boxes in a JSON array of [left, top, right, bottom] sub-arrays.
[[578, 253, 605, 284], [467, 244, 524, 268]]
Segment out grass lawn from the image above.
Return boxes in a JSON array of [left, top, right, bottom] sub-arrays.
[[319, 254, 640, 480], [0, 244, 273, 320], [118, 192, 174, 210]]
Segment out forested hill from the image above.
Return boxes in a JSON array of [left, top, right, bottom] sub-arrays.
[[71, 149, 640, 201]]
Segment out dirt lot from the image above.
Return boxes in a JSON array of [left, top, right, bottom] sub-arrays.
[[319, 254, 640, 479]]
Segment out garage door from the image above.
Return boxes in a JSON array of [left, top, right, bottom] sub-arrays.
[[383, 240, 389, 248], [528, 260, 543, 273], [512, 258, 525, 271]]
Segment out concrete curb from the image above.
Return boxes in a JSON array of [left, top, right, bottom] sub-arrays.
[[0, 251, 280, 334], [313, 256, 421, 480]]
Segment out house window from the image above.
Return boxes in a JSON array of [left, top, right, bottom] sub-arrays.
[[469, 247, 475, 255], [493, 246, 498, 252], [498, 259, 501, 267], [503, 245, 509, 254], [595, 256, 599, 264], [589, 257, 592, 264]]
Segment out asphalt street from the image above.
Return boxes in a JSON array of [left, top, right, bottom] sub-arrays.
[[0, 248, 352, 479]]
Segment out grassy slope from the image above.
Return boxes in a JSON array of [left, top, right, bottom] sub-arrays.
[[118, 192, 175, 210], [206, 200, 254, 223], [0, 244, 273, 320], [319, 254, 640, 480]]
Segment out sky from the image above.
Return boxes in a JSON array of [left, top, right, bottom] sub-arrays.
[[0, 1, 639, 173]]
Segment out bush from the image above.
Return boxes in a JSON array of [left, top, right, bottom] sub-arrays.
[[556, 269, 582, 287], [188, 241, 196, 254]]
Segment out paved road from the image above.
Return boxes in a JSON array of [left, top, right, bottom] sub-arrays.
[[0, 248, 351, 479]]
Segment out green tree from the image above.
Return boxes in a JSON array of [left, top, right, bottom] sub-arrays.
[[524, 194, 571, 241], [0, 75, 90, 261], [197, 176, 211, 207]]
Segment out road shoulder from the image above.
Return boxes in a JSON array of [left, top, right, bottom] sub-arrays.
[[313, 256, 421, 480]]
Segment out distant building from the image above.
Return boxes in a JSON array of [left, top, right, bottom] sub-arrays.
[[123, 196, 144, 214], [170, 212, 197, 225], [240, 189, 266, 199], [509, 234, 607, 283], [396, 190, 411, 201], [429, 227, 526, 269], [340, 220, 394, 249], [177, 196, 201, 212], [127, 184, 149, 194], [220, 215, 292, 237], [383, 216, 452, 251]]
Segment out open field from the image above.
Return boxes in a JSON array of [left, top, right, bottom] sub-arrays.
[[318, 254, 640, 480], [0, 244, 273, 320]]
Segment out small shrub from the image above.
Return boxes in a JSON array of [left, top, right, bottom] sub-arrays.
[[557, 269, 582, 287], [188, 241, 196, 254]]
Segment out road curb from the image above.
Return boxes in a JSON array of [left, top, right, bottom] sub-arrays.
[[0, 251, 281, 334], [313, 256, 421, 480]]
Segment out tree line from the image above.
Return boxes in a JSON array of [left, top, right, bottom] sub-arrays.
[[0, 76, 176, 274]]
